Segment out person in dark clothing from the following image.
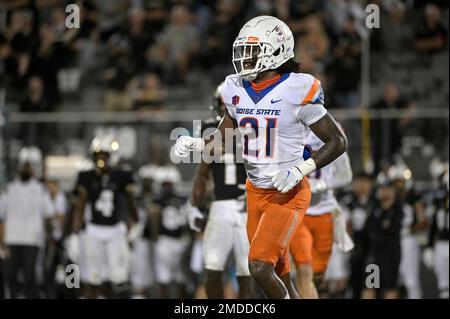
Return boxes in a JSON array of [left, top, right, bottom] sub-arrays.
[[152, 167, 190, 299], [362, 180, 403, 299], [423, 171, 449, 299], [19, 75, 56, 153], [340, 172, 375, 299], [371, 82, 410, 172], [19, 75, 55, 113], [326, 15, 361, 109], [388, 164, 428, 299], [202, 0, 244, 82], [122, 8, 154, 71], [28, 23, 72, 105], [415, 4, 448, 54]]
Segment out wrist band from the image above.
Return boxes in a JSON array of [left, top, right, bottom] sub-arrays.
[[295, 158, 317, 176], [193, 138, 206, 152]]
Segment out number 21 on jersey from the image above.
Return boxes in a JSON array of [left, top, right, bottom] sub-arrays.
[[239, 117, 277, 158]]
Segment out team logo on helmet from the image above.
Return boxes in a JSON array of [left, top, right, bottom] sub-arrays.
[[275, 25, 286, 43]]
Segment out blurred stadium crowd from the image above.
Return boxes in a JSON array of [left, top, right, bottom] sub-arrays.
[[0, 0, 448, 154], [0, 0, 448, 299]]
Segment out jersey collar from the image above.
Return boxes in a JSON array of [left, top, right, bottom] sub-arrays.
[[242, 73, 290, 104]]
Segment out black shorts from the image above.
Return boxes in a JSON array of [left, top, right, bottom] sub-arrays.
[[377, 253, 401, 290]]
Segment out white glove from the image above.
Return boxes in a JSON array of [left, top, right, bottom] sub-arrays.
[[332, 206, 355, 252], [173, 136, 205, 157], [187, 204, 205, 232], [422, 247, 435, 270], [266, 167, 303, 193], [65, 233, 81, 263], [309, 179, 327, 193], [127, 223, 144, 243], [266, 158, 317, 193]]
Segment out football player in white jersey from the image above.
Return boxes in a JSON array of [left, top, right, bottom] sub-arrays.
[[290, 130, 353, 299], [174, 16, 348, 299]]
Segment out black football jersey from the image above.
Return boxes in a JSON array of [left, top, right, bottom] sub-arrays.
[[202, 119, 246, 201], [154, 193, 188, 238], [399, 190, 424, 234], [341, 192, 374, 235], [139, 195, 154, 239], [428, 189, 449, 244], [76, 169, 135, 226], [365, 200, 403, 253]]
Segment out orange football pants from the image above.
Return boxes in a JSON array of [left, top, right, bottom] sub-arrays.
[[290, 213, 334, 274], [246, 178, 311, 278]]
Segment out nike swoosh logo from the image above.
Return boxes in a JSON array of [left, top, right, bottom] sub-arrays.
[[270, 99, 282, 104]]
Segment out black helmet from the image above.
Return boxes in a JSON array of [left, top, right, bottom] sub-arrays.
[[209, 82, 225, 121]]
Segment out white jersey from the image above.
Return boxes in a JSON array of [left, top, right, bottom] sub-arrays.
[[306, 133, 353, 216], [222, 72, 327, 188]]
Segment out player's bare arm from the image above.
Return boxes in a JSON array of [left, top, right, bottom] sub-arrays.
[[72, 185, 88, 233], [191, 161, 211, 208], [148, 203, 161, 241], [308, 113, 348, 170], [150, 204, 163, 240], [267, 113, 348, 194], [187, 161, 211, 232], [0, 222, 10, 259], [125, 184, 139, 224], [0, 222, 3, 245]]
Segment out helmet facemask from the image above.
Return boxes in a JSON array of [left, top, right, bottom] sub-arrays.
[[232, 42, 266, 81], [232, 40, 288, 81]]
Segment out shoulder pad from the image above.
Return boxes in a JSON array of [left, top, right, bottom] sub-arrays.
[[282, 73, 324, 106], [221, 74, 243, 107]]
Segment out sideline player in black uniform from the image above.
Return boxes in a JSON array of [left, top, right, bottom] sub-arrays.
[[340, 172, 375, 299], [186, 83, 251, 299], [71, 135, 137, 298], [387, 164, 428, 299], [362, 178, 403, 299], [129, 164, 159, 298], [152, 166, 191, 299], [424, 170, 449, 299]]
